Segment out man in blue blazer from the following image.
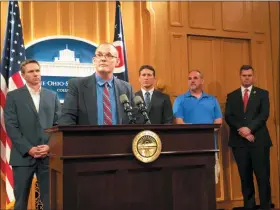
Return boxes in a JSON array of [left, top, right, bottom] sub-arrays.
[[4, 59, 61, 210]]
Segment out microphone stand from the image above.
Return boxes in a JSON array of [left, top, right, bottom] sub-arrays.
[[123, 104, 136, 124], [138, 105, 151, 125]]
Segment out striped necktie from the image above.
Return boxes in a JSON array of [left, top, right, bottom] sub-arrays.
[[103, 82, 112, 125]]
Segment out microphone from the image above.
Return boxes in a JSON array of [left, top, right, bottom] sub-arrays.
[[120, 94, 136, 124], [133, 96, 151, 125]]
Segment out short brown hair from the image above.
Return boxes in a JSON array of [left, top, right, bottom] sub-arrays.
[[240, 65, 254, 74], [139, 65, 156, 77], [20, 59, 40, 73]]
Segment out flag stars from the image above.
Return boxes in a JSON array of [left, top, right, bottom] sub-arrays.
[[21, 44, 24, 48], [118, 33, 122, 39], [14, 41, 17, 44], [18, 24, 21, 27], [16, 32, 19, 36], [10, 20, 15, 25], [15, 4, 18, 7], [11, 49, 15, 53], [19, 52, 23, 56], [10, 58, 14, 62], [5, 66, 7, 69], [17, 61, 21, 64]]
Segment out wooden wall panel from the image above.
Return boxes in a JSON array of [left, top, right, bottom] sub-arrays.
[[252, 2, 269, 34], [221, 39, 250, 101], [169, 33, 188, 98], [0, 1, 279, 209], [222, 2, 250, 33], [187, 36, 217, 94], [254, 41, 268, 89], [169, 2, 183, 27], [188, 2, 217, 30], [58, 2, 71, 35], [32, 2, 59, 39]]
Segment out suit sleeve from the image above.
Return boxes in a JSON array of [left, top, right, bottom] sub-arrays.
[[225, 94, 242, 130], [247, 90, 269, 133], [4, 92, 33, 156], [58, 79, 79, 125], [162, 95, 174, 124], [53, 93, 61, 125]]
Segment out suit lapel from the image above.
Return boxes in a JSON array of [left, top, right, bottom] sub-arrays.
[[83, 75, 98, 125], [114, 78, 123, 124], [136, 90, 153, 112], [147, 90, 157, 113], [38, 88, 47, 128], [23, 86, 39, 117], [245, 86, 257, 113], [237, 88, 245, 113]]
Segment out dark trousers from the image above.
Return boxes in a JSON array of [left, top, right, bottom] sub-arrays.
[[12, 159, 50, 210], [232, 146, 271, 209]]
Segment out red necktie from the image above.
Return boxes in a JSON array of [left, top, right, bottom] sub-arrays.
[[103, 83, 112, 125], [243, 89, 249, 112]]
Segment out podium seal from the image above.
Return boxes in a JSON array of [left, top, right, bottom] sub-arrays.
[[132, 130, 162, 163]]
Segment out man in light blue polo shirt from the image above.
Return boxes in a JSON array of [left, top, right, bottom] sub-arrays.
[[173, 70, 222, 125], [173, 70, 223, 184]]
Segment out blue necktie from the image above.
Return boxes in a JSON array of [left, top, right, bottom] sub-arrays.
[[145, 92, 150, 107]]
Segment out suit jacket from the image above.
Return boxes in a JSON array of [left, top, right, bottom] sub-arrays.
[[225, 86, 272, 147], [59, 73, 134, 125], [134, 90, 173, 124], [4, 86, 61, 166]]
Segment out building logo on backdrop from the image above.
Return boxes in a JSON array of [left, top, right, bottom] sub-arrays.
[[25, 36, 98, 102]]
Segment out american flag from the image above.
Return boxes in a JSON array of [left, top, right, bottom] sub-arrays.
[[0, 1, 26, 207], [113, 1, 129, 82]]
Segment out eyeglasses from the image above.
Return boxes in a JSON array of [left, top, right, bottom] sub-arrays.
[[95, 53, 118, 60]]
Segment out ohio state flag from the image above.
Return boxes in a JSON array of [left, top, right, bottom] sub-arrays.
[[113, 1, 129, 82]]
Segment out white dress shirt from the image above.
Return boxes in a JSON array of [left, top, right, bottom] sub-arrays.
[[26, 84, 41, 112], [141, 88, 154, 101], [241, 85, 252, 99]]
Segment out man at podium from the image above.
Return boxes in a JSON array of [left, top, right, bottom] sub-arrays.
[[59, 43, 134, 125]]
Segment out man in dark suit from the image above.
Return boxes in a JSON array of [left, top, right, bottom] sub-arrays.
[[135, 65, 173, 124], [59, 43, 134, 125], [225, 65, 272, 210], [4, 59, 61, 210]]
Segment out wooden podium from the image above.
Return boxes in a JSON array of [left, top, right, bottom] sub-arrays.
[[47, 124, 219, 210]]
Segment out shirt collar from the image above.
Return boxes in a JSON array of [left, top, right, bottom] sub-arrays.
[[26, 84, 41, 94], [241, 85, 253, 93], [141, 88, 154, 96], [95, 73, 114, 87], [185, 90, 209, 98]]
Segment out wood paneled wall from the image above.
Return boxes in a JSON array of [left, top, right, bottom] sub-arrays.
[[1, 2, 279, 210]]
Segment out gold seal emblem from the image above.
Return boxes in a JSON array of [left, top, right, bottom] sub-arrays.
[[132, 130, 162, 163]]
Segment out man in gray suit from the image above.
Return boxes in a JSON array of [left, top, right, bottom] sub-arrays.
[[59, 43, 134, 125], [4, 59, 61, 210]]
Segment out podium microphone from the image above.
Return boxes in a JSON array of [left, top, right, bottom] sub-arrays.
[[120, 94, 136, 124], [133, 96, 151, 125]]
